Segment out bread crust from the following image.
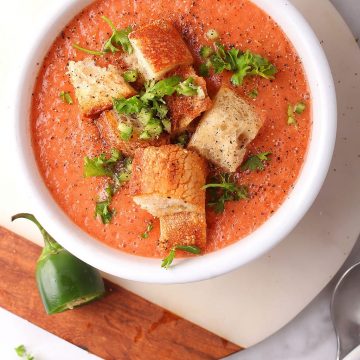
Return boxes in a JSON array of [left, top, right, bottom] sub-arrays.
[[96, 110, 169, 157], [188, 86, 263, 172], [67, 58, 136, 118], [165, 65, 212, 134], [159, 212, 206, 251], [130, 145, 207, 216], [128, 20, 193, 80]]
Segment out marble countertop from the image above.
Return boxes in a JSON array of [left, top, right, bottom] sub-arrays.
[[227, 1, 360, 359]]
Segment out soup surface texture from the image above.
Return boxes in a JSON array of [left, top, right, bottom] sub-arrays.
[[31, 0, 311, 257]]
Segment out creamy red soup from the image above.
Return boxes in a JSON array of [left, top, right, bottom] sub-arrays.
[[31, 0, 311, 257]]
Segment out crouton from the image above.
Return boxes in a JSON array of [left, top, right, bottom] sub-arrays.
[[165, 65, 212, 134], [159, 212, 206, 251], [67, 58, 136, 118], [130, 145, 207, 217], [128, 20, 193, 80], [188, 86, 263, 172], [96, 110, 169, 157]]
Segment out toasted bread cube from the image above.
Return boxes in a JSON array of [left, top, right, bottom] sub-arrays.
[[159, 212, 206, 251], [67, 58, 136, 118], [130, 145, 207, 217], [188, 86, 263, 172], [128, 20, 193, 80], [165, 66, 212, 134], [96, 110, 169, 157]]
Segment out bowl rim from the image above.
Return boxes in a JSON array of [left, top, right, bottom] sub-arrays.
[[15, 0, 337, 284]]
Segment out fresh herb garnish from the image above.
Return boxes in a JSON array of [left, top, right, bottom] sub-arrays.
[[123, 69, 138, 83], [59, 91, 73, 104], [287, 101, 306, 126], [83, 149, 121, 177], [72, 43, 105, 56], [161, 245, 201, 269], [95, 186, 114, 224], [140, 221, 154, 238], [248, 89, 258, 99], [84, 150, 132, 224], [113, 75, 200, 139], [241, 152, 271, 171], [174, 131, 190, 147], [203, 174, 248, 213], [72, 16, 132, 56], [15, 344, 34, 360], [199, 41, 277, 86], [294, 102, 306, 114], [118, 122, 133, 140], [200, 45, 214, 58], [101, 16, 133, 54]]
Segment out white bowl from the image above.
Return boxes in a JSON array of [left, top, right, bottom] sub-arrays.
[[16, 0, 336, 284]]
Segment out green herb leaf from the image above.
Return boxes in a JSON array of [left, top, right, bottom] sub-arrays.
[[141, 76, 181, 102], [241, 152, 271, 171], [200, 45, 213, 58], [176, 245, 201, 254], [84, 149, 121, 177], [161, 245, 201, 269], [199, 63, 210, 77], [203, 174, 248, 213], [101, 16, 133, 54], [59, 91, 73, 104], [72, 43, 105, 56], [95, 186, 114, 224], [118, 123, 133, 140], [123, 69, 138, 83], [174, 132, 189, 147], [140, 221, 154, 238], [161, 248, 176, 269], [199, 43, 277, 86], [15, 345, 26, 357], [113, 96, 143, 115], [294, 102, 306, 114], [248, 89, 258, 99], [15, 345, 34, 359], [176, 77, 199, 96]]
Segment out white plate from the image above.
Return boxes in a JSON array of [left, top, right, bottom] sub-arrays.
[[0, 0, 359, 348]]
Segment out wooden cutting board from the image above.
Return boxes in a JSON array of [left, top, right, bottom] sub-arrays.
[[0, 226, 241, 360]]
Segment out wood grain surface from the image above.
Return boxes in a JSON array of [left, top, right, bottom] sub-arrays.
[[0, 226, 241, 359]]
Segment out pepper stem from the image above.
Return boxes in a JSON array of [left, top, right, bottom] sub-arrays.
[[11, 213, 63, 253]]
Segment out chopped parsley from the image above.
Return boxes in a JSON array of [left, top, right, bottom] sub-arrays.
[[123, 69, 138, 83], [72, 43, 105, 56], [95, 186, 114, 224], [287, 101, 306, 126], [203, 174, 248, 213], [15, 344, 34, 360], [140, 221, 154, 238], [83, 149, 121, 177], [59, 91, 73, 104], [174, 131, 190, 147], [84, 150, 132, 224], [199, 41, 277, 86], [113, 75, 200, 139], [241, 152, 271, 171], [248, 89, 258, 99], [161, 245, 201, 269], [101, 16, 133, 54], [72, 16, 132, 56]]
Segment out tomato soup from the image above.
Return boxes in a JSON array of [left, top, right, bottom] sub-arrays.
[[31, 0, 311, 257]]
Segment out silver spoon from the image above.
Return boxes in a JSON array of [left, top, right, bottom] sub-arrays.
[[331, 261, 360, 360]]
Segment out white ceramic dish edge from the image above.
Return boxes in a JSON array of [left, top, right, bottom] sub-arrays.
[[15, 0, 337, 284]]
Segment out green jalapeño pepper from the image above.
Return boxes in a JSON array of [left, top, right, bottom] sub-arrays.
[[11, 213, 105, 314]]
